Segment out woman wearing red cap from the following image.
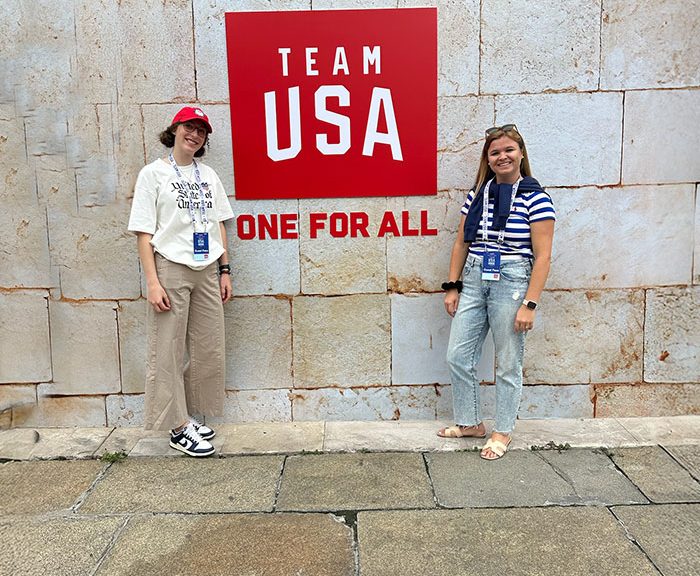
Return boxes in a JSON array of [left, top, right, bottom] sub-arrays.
[[128, 106, 233, 457]]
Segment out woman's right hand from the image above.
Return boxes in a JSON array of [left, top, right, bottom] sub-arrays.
[[444, 290, 459, 317], [147, 282, 171, 312]]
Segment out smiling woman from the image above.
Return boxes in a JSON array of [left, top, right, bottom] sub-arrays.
[[438, 125, 556, 461], [127, 106, 234, 458], [158, 107, 212, 159]]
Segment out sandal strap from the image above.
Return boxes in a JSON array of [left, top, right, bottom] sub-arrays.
[[482, 438, 510, 457], [439, 425, 484, 438], [488, 440, 508, 456], [441, 426, 462, 438]]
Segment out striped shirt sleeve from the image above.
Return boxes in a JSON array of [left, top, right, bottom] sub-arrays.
[[526, 190, 556, 222], [460, 189, 477, 216]]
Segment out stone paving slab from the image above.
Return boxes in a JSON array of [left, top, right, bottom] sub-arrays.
[[665, 444, 700, 480], [95, 427, 162, 457], [537, 448, 648, 505], [0, 460, 105, 514], [128, 433, 179, 457], [324, 418, 641, 453], [219, 421, 324, 454], [324, 420, 482, 452], [0, 427, 113, 460], [0, 428, 44, 460], [94, 513, 355, 576], [323, 417, 642, 453], [28, 428, 114, 459], [79, 456, 283, 514], [357, 507, 659, 576], [3, 416, 700, 460], [128, 432, 228, 457], [617, 416, 700, 445], [512, 417, 639, 448], [612, 503, 700, 576], [0, 515, 125, 576], [277, 452, 435, 511], [426, 450, 576, 508], [610, 446, 700, 503]]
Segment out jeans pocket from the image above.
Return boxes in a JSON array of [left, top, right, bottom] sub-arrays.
[[463, 260, 475, 277], [500, 264, 530, 283]]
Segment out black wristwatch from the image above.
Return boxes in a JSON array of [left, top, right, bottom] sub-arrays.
[[522, 299, 537, 310]]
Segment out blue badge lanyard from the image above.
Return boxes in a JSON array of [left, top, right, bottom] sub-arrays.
[[480, 177, 521, 250], [168, 153, 209, 232]]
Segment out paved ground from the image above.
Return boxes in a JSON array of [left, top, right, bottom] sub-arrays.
[[1, 416, 698, 575]]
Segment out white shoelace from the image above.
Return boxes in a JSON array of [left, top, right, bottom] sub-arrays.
[[182, 423, 204, 443], [189, 416, 206, 429]]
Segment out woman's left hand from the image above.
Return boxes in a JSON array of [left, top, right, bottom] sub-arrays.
[[514, 306, 536, 332], [220, 274, 232, 303]]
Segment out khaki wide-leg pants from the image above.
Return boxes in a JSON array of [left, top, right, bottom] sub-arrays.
[[144, 254, 225, 431]]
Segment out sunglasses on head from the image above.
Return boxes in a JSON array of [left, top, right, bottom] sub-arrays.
[[485, 124, 518, 137]]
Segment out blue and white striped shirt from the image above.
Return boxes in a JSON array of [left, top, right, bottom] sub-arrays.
[[461, 186, 556, 260]]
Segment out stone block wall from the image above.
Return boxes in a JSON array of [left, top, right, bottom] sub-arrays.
[[0, 0, 697, 427]]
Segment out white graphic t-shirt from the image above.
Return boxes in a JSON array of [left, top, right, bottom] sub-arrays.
[[128, 158, 234, 269]]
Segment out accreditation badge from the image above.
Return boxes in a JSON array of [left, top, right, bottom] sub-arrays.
[[193, 232, 209, 261], [481, 250, 501, 281]]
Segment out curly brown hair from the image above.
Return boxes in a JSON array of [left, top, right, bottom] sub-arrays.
[[159, 123, 208, 157]]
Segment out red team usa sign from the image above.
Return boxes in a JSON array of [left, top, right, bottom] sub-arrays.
[[225, 8, 437, 200]]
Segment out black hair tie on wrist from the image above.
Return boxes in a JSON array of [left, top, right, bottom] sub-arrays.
[[441, 280, 463, 293]]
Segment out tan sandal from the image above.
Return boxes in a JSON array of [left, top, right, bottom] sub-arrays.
[[437, 425, 486, 438], [480, 438, 511, 460]]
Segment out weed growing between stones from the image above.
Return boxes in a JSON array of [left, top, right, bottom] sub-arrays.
[[100, 450, 128, 463], [529, 441, 571, 453]]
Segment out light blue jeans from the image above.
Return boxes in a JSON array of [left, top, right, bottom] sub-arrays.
[[446, 254, 532, 434]]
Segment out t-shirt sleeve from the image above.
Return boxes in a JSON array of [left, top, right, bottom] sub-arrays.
[[528, 191, 556, 223], [127, 166, 158, 235], [460, 189, 476, 216], [211, 170, 234, 222]]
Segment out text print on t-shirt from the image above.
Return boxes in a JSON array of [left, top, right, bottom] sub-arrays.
[[173, 181, 214, 211]]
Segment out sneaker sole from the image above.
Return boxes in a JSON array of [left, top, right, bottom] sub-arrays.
[[169, 441, 215, 458]]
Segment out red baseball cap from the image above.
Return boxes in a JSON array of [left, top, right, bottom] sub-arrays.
[[171, 106, 213, 133]]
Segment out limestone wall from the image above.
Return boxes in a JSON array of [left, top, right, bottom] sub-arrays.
[[0, 0, 698, 427]]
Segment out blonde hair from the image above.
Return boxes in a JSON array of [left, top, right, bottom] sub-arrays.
[[472, 127, 532, 193]]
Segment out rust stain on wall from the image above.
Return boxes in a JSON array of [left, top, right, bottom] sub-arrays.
[[589, 385, 597, 417], [388, 274, 428, 293], [15, 219, 29, 237], [594, 383, 699, 417], [584, 291, 601, 302], [76, 234, 90, 252], [600, 333, 640, 380], [5, 167, 17, 186]]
